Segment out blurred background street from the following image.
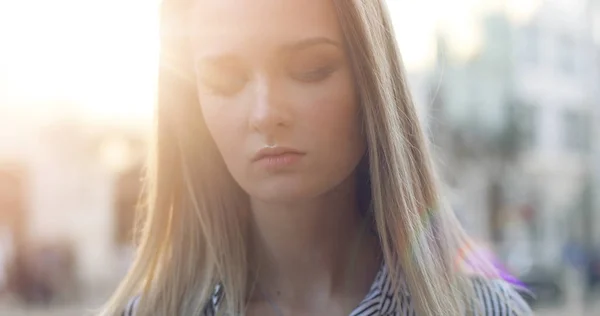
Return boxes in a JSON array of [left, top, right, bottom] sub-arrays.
[[0, 270, 599, 316], [0, 0, 599, 315]]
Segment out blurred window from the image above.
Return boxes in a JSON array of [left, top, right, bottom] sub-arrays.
[[519, 104, 538, 150], [510, 102, 538, 150], [522, 25, 538, 64], [557, 34, 575, 74], [562, 109, 590, 153]]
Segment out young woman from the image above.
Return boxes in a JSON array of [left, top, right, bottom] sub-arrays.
[[102, 0, 532, 315]]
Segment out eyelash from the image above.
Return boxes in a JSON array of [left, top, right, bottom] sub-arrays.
[[200, 65, 336, 97], [293, 66, 335, 83]]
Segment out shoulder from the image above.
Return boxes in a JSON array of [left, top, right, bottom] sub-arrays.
[[469, 276, 533, 316]]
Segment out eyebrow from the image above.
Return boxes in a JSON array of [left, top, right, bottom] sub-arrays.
[[194, 37, 343, 67], [194, 54, 239, 72], [281, 37, 342, 52]]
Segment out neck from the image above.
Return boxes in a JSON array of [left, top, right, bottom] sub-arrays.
[[247, 176, 380, 305]]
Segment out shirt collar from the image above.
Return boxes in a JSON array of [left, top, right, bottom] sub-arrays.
[[350, 264, 411, 315], [210, 264, 409, 315]]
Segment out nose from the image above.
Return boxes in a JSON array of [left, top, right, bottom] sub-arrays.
[[248, 75, 291, 134]]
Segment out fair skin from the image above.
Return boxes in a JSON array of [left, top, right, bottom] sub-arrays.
[[192, 0, 380, 315]]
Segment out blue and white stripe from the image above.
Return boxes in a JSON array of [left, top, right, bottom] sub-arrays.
[[123, 265, 532, 316]]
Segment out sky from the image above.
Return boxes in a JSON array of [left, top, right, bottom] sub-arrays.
[[0, 0, 541, 121]]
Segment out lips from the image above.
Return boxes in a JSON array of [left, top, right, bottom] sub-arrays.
[[251, 146, 305, 162]]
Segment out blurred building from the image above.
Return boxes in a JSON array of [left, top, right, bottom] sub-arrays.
[[589, 0, 600, 253], [510, 0, 598, 260], [427, 0, 599, 263], [0, 105, 145, 296]]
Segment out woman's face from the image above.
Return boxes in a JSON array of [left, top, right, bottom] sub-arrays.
[[191, 0, 365, 202]]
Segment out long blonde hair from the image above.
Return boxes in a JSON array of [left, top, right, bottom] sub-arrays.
[[101, 1, 508, 315]]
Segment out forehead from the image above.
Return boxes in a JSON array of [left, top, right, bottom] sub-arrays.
[[190, 0, 343, 55]]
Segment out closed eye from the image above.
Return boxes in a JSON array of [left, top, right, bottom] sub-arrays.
[[285, 42, 343, 84], [291, 66, 336, 82], [195, 57, 249, 97]]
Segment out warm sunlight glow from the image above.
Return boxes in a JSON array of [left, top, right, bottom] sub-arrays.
[[505, 0, 542, 23], [389, 0, 487, 69], [0, 0, 159, 121], [0, 0, 540, 121]]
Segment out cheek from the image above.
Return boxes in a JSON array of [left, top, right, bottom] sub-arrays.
[[297, 81, 365, 194], [301, 75, 362, 152], [311, 96, 360, 137], [200, 98, 247, 165]]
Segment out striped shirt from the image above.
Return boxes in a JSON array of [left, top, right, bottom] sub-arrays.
[[123, 265, 532, 316]]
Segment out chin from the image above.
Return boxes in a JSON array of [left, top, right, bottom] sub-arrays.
[[246, 180, 325, 203]]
